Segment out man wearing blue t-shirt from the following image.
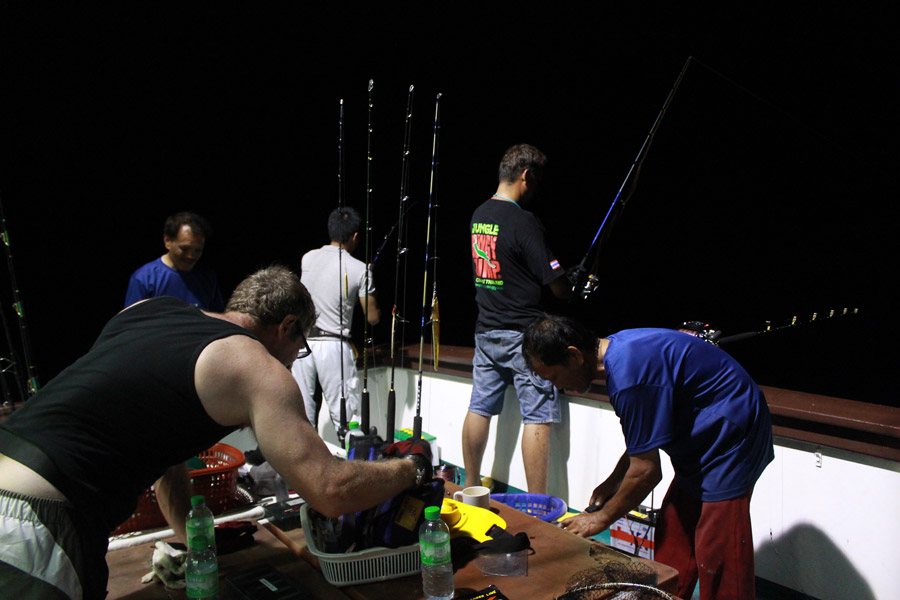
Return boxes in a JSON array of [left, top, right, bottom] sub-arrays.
[[523, 315, 773, 600], [124, 212, 224, 311]]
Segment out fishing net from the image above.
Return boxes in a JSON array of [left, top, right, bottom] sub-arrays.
[[555, 582, 678, 600], [555, 545, 675, 600]]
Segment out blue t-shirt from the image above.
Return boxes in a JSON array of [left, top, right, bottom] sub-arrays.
[[124, 257, 224, 311], [604, 328, 774, 501]]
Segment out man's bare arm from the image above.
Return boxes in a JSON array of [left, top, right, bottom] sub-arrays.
[[155, 462, 192, 543], [561, 449, 662, 538], [548, 274, 573, 300], [194, 335, 415, 517], [360, 294, 381, 326]]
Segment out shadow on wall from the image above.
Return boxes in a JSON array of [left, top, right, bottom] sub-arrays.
[[491, 390, 571, 498], [755, 523, 876, 600]]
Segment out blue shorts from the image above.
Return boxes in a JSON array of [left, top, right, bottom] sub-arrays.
[[469, 330, 560, 424]]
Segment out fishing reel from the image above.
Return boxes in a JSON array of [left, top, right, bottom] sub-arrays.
[[567, 265, 600, 300], [677, 321, 721, 345]]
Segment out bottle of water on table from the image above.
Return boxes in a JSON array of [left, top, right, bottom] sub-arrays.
[[419, 505, 454, 600], [185, 535, 218, 599], [186, 494, 216, 555]]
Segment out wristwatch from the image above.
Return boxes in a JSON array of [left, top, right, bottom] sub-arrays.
[[405, 454, 428, 487]]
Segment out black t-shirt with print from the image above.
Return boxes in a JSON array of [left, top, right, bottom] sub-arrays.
[[470, 198, 564, 332]]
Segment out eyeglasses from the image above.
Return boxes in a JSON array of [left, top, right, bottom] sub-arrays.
[[296, 332, 312, 360]]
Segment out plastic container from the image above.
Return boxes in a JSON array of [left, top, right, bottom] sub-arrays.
[[111, 443, 246, 536], [419, 505, 454, 600], [474, 549, 528, 576], [491, 493, 567, 522], [185, 535, 218, 599], [299, 504, 421, 587], [186, 495, 216, 555]]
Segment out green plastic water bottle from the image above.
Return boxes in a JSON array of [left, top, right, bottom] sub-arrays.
[[185, 535, 218, 599], [186, 494, 216, 555], [419, 505, 454, 600]]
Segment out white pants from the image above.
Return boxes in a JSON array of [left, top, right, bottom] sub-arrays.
[[291, 339, 360, 434]]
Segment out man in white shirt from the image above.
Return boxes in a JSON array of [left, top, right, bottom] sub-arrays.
[[292, 207, 380, 437]]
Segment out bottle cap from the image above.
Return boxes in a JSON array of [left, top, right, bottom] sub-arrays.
[[348, 421, 359, 430], [424, 505, 441, 520], [191, 494, 206, 507]]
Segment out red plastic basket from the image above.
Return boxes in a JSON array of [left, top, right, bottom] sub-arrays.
[[110, 443, 246, 536]]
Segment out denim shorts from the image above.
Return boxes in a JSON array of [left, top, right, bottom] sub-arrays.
[[469, 330, 560, 424]]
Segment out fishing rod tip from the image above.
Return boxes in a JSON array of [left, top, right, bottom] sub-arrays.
[[368, 79, 374, 90], [436, 92, 442, 100], [409, 84, 414, 92]]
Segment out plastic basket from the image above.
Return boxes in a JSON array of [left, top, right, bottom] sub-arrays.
[[491, 493, 567, 522], [110, 443, 246, 535], [299, 504, 421, 587]]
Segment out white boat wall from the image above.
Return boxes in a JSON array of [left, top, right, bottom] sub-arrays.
[[223, 354, 900, 600]]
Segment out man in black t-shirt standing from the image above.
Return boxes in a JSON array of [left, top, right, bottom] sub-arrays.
[[463, 144, 571, 494]]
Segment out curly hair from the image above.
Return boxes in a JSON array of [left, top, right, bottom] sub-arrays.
[[226, 266, 316, 338]]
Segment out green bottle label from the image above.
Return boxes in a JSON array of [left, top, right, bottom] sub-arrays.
[[420, 540, 451, 566]]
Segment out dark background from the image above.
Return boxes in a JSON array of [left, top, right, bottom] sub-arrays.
[[1, 4, 896, 405]]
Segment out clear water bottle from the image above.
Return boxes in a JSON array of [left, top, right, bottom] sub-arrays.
[[419, 505, 454, 600], [186, 494, 216, 555], [185, 535, 218, 599]]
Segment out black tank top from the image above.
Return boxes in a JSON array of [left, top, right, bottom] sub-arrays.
[[0, 297, 256, 531]]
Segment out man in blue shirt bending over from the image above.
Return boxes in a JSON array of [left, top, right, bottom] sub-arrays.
[[523, 315, 773, 600], [125, 211, 224, 311]]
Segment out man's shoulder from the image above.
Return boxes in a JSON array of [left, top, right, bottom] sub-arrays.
[[471, 200, 542, 229], [130, 257, 169, 278]]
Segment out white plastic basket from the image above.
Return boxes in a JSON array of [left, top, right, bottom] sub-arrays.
[[299, 504, 421, 587]]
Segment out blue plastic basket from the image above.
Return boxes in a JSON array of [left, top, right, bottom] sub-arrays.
[[492, 493, 567, 522]]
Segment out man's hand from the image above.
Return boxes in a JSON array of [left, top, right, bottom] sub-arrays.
[[383, 439, 433, 484], [587, 478, 619, 512], [559, 511, 610, 538]]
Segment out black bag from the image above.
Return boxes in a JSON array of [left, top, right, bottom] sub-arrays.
[[336, 438, 444, 551]]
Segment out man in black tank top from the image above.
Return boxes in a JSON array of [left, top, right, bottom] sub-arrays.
[[0, 266, 425, 600]]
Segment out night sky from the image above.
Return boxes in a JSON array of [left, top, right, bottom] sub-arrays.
[[1, 4, 896, 405]]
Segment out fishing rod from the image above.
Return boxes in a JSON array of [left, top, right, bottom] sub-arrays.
[[569, 56, 694, 300], [371, 198, 419, 266], [0, 286, 22, 408], [360, 79, 374, 436], [678, 307, 860, 346], [386, 85, 415, 444], [337, 98, 349, 443], [412, 92, 442, 441], [0, 192, 38, 400]]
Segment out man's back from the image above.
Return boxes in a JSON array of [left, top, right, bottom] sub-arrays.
[[0, 297, 249, 530], [470, 198, 561, 332], [604, 328, 774, 500], [301, 245, 370, 337]]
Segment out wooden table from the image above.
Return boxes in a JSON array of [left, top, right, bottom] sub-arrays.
[[270, 484, 679, 600], [107, 486, 679, 599], [105, 525, 350, 599]]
